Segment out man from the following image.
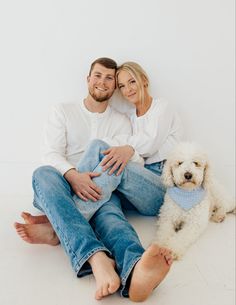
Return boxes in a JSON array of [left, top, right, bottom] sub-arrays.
[[14, 57, 172, 302]]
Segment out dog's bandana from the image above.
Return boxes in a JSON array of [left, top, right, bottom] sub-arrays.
[[167, 187, 206, 211]]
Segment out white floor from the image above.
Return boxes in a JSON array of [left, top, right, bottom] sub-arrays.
[[1, 194, 235, 305]]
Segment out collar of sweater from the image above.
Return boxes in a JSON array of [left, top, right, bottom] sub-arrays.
[[167, 186, 206, 211]]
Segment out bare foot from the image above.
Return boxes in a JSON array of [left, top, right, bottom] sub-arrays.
[[21, 212, 49, 224], [88, 251, 121, 300], [14, 222, 60, 246], [129, 244, 172, 302]]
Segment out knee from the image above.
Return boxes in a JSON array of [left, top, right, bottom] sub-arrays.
[[88, 139, 110, 151], [32, 166, 61, 187]]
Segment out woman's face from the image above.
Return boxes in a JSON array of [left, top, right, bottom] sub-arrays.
[[117, 70, 140, 105]]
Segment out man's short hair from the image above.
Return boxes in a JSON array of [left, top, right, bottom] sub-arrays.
[[89, 57, 117, 76]]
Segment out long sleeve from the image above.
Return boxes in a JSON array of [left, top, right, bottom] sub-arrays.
[[42, 104, 75, 175], [102, 113, 144, 165], [107, 98, 183, 164], [129, 101, 178, 158]]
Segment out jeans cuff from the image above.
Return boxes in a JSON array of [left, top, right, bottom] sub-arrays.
[[120, 256, 141, 297], [75, 247, 112, 277]]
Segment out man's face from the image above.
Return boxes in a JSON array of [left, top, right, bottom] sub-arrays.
[[87, 63, 116, 102]]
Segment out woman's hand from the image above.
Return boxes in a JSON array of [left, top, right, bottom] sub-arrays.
[[100, 145, 134, 175]]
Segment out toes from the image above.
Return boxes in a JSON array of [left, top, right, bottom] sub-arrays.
[[95, 284, 109, 300], [21, 212, 31, 223], [95, 288, 103, 300], [108, 282, 120, 294], [102, 283, 109, 297]]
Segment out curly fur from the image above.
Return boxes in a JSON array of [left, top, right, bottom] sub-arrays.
[[155, 142, 235, 260]]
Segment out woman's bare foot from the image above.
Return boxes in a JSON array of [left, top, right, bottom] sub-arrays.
[[129, 243, 173, 302], [21, 212, 49, 224], [14, 222, 60, 246], [88, 251, 121, 300]]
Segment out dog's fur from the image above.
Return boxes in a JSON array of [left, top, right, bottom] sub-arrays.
[[155, 142, 235, 260]]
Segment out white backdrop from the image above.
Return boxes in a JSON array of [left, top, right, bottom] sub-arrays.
[[0, 0, 235, 196]]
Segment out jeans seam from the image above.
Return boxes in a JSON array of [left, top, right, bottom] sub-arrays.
[[33, 178, 86, 271]]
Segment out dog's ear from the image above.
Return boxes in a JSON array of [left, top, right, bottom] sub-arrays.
[[161, 160, 174, 187], [202, 161, 213, 190]]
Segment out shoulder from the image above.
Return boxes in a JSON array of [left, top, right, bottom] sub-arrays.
[[109, 106, 131, 123], [49, 102, 82, 118], [149, 97, 171, 116]]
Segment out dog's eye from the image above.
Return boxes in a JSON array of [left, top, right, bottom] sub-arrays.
[[178, 162, 183, 166], [194, 161, 200, 167]]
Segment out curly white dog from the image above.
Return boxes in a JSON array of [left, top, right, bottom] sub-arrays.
[[155, 142, 235, 260]]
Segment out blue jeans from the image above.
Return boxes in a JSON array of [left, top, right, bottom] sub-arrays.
[[73, 139, 166, 219], [32, 166, 144, 297]]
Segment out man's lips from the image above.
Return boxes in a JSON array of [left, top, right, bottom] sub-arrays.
[[95, 86, 107, 92]]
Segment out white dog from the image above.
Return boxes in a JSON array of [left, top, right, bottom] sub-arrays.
[[155, 142, 235, 260]]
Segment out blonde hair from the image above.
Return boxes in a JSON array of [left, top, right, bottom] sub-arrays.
[[116, 62, 149, 105]]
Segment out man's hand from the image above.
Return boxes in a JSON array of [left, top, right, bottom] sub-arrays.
[[100, 145, 134, 175], [64, 169, 102, 202]]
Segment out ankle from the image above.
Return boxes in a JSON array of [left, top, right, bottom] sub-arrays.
[[88, 251, 106, 267]]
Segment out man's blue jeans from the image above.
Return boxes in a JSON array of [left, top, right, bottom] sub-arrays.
[[32, 140, 166, 297], [32, 166, 144, 297], [73, 139, 166, 219]]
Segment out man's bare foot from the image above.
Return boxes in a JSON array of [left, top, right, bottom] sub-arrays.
[[88, 251, 121, 300], [21, 212, 49, 224], [14, 222, 60, 246], [129, 244, 172, 302]]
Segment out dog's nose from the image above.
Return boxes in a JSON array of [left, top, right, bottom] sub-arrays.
[[184, 172, 192, 180]]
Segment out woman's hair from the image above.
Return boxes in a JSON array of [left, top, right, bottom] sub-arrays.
[[116, 62, 149, 105]]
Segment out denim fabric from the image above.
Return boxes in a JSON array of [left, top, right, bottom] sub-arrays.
[[32, 165, 144, 297], [32, 166, 110, 276], [74, 139, 166, 218]]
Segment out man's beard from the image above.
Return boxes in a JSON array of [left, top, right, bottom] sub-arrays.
[[89, 88, 113, 102]]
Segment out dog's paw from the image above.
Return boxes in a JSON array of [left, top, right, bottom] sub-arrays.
[[211, 213, 226, 223], [171, 251, 183, 260]]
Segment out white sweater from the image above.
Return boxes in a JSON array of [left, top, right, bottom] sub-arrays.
[[104, 98, 183, 164], [42, 98, 183, 174], [42, 101, 136, 175], [129, 98, 183, 164]]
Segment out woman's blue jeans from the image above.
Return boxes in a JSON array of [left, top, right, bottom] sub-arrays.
[[73, 139, 166, 219], [32, 140, 166, 297]]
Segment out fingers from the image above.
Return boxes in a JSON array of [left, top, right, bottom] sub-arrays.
[[76, 192, 88, 201], [102, 157, 119, 172], [89, 172, 101, 178], [108, 160, 122, 175], [76, 182, 102, 202], [116, 162, 127, 176], [100, 154, 113, 167]]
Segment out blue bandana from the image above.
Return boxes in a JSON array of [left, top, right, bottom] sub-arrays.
[[167, 187, 206, 211]]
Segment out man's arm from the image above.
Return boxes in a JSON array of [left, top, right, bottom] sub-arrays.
[[42, 104, 101, 201], [64, 168, 102, 202]]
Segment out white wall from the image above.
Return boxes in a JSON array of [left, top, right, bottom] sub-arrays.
[[0, 0, 235, 195]]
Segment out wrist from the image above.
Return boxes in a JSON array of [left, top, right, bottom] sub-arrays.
[[64, 168, 77, 181]]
